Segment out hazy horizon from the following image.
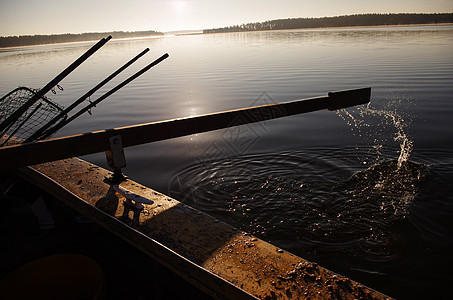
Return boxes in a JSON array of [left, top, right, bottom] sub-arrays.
[[1, 0, 452, 37]]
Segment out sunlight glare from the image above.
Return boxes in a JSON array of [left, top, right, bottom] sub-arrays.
[[172, 1, 187, 14]]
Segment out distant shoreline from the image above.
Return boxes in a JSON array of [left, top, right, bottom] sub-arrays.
[[0, 35, 166, 51], [1, 13, 452, 48], [0, 30, 163, 49], [200, 22, 453, 36], [203, 13, 453, 34], [1, 23, 452, 49]]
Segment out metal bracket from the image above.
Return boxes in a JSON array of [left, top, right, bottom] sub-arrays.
[[105, 135, 127, 184], [113, 185, 154, 210]]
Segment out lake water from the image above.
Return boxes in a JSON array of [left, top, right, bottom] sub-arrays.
[[1, 25, 453, 299]]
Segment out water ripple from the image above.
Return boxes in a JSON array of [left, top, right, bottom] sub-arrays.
[[169, 147, 430, 264]]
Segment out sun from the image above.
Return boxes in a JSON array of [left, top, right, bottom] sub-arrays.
[[168, 0, 193, 30], [172, 1, 187, 14]]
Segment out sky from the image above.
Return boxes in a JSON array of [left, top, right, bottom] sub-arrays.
[[1, 0, 452, 36]]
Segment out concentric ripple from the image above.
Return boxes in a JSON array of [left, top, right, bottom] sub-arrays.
[[168, 147, 429, 264]]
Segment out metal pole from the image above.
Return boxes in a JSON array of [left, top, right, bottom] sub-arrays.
[[26, 48, 150, 142], [39, 53, 169, 140]]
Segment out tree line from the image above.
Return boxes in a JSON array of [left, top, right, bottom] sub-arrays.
[[203, 13, 453, 33], [0, 30, 163, 48]]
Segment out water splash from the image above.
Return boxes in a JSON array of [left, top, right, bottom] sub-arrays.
[[334, 101, 428, 239], [337, 103, 413, 169]]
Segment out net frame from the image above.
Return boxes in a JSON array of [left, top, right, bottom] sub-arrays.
[[0, 87, 67, 146]]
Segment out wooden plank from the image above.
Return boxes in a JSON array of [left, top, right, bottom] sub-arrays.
[[14, 158, 391, 299], [15, 160, 257, 300], [0, 88, 370, 171]]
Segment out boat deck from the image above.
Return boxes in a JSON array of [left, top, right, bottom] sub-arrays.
[[4, 158, 391, 299], [0, 173, 213, 299]]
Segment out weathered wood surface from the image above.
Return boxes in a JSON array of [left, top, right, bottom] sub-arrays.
[[15, 158, 390, 300]]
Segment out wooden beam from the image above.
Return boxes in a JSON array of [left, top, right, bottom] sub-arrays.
[[0, 88, 370, 171]]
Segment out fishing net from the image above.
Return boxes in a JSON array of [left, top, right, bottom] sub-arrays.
[[0, 87, 66, 146]]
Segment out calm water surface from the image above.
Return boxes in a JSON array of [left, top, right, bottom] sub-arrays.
[[1, 25, 452, 299]]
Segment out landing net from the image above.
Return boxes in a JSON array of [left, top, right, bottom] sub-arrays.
[[0, 87, 66, 146]]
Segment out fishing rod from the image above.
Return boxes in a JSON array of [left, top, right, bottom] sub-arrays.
[[25, 48, 151, 143], [39, 53, 170, 140], [0, 36, 111, 134]]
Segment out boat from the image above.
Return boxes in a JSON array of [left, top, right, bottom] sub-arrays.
[[0, 37, 390, 298], [1, 153, 392, 299], [0, 171, 216, 299], [0, 86, 392, 299]]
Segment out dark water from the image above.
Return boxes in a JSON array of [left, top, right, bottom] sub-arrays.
[[1, 25, 453, 298], [169, 147, 452, 299]]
